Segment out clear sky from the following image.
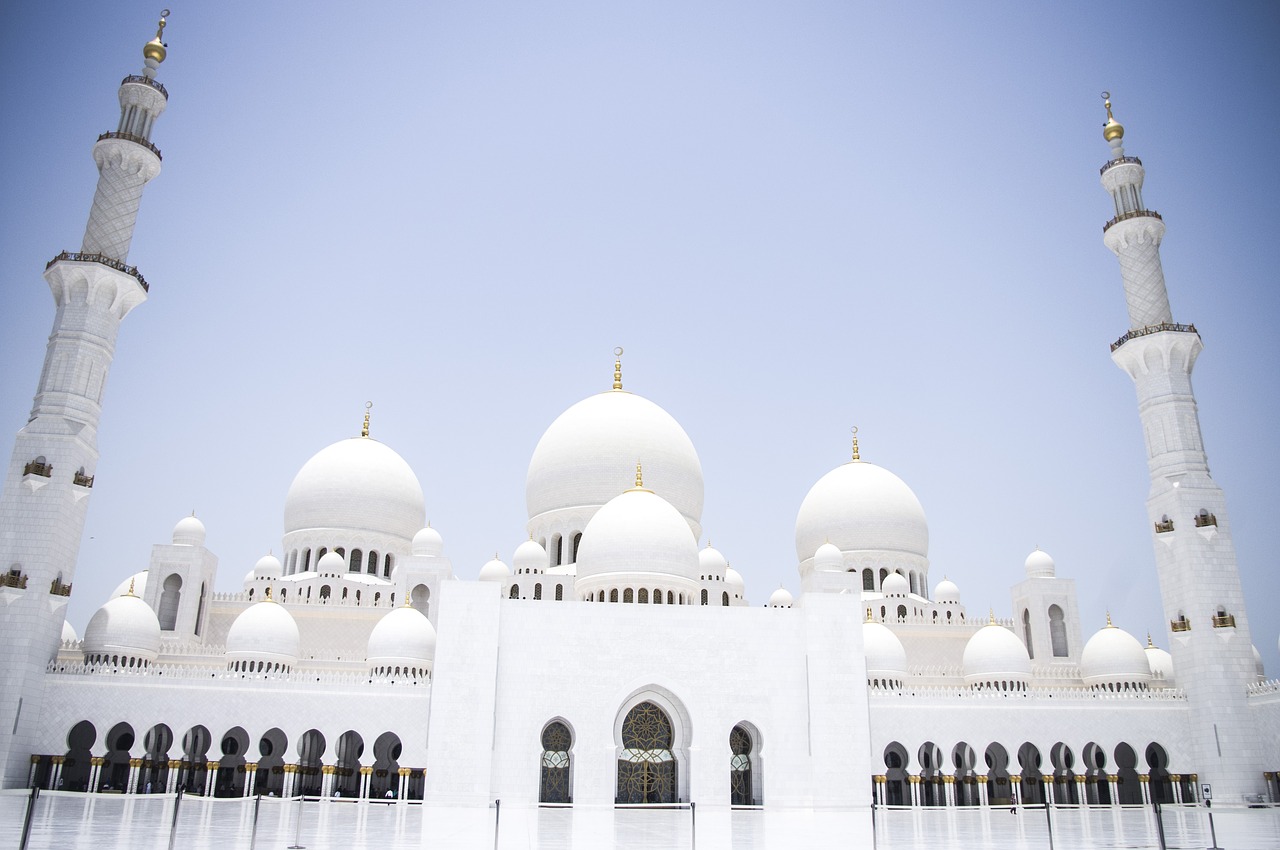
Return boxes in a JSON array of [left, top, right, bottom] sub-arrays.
[[2, 1, 1278, 674]]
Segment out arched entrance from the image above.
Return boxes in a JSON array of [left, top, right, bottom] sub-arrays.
[[62, 721, 96, 792], [256, 728, 288, 797], [730, 725, 761, 806], [539, 721, 573, 804], [371, 732, 402, 799], [141, 724, 173, 793], [617, 701, 677, 804]]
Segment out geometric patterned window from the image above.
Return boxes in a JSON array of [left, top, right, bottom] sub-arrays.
[[539, 721, 572, 804], [729, 724, 753, 806], [616, 701, 676, 804]]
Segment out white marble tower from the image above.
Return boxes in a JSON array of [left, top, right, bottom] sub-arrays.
[[0, 14, 171, 788], [1101, 96, 1264, 801]]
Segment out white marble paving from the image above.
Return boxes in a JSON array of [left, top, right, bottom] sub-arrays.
[[1, 791, 1277, 849]]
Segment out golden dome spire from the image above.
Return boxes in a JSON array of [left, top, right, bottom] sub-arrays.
[[1102, 91, 1125, 143], [866, 607, 875, 624], [851, 426, 861, 462], [1146, 631, 1155, 648], [126, 577, 137, 597], [988, 608, 997, 625], [1106, 610, 1115, 628], [143, 10, 170, 64], [612, 347, 624, 390], [635, 460, 644, 489], [361, 401, 372, 438]]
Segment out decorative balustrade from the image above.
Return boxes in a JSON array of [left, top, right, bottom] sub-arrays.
[[1099, 155, 1142, 175], [73, 471, 95, 488], [1110, 321, 1199, 352], [46, 251, 150, 292], [50, 578, 72, 597], [1170, 616, 1191, 633], [1247, 678, 1280, 697], [868, 684, 1186, 701], [96, 130, 162, 160], [1154, 518, 1175, 534], [2, 571, 29, 590], [23, 460, 52, 477], [120, 74, 168, 98], [1211, 613, 1236, 629], [1193, 512, 1217, 528], [44, 658, 429, 688], [1103, 208, 1162, 233]]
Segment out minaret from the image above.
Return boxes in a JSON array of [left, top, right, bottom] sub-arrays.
[[1101, 95, 1263, 801], [0, 13, 172, 788]]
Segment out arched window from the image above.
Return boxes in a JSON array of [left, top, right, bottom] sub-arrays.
[[551, 534, 562, 567], [1048, 605, 1068, 657], [555, 584, 563, 601], [320, 585, 331, 600], [510, 585, 520, 599], [571, 533, 582, 563], [1022, 609, 1034, 659], [534, 583, 543, 600], [722, 591, 729, 607], [411, 584, 429, 617], [384, 553, 393, 577], [540, 721, 573, 804], [303, 549, 312, 572], [896, 604, 907, 621], [701, 589, 708, 606], [617, 702, 676, 804], [638, 588, 648, 603], [610, 589, 619, 603], [862, 569, 874, 591], [623, 588, 634, 603], [158, 573, 182, 631], [350, 549, 362, 572], [730, 725, 754, 805], [667, 591, 674, 605]]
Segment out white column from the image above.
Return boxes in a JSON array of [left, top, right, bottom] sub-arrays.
[[977, 775, 989, 807]]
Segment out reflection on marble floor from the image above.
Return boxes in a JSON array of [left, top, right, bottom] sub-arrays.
[[2, 791, 1278, 849]]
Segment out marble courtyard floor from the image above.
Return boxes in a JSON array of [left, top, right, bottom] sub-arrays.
[[2, 791, 1277, 849]]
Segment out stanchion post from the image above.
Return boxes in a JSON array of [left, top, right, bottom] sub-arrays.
[[18, 786, 39, 850], [166, 787, 183, 850], [691, 800, 696, 850], [493, 799, 501, 850], [1205, 799, 1222, 850], [248, 793, 262, 850], [1044, 802, 1054, 850], [1152, 799, 1167, 850], [870, 801, 877, 850], [288, 794, 306, 849]]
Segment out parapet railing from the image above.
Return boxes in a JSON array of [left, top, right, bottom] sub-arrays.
[[1103, 208, 1162, 233], [96, 131, 162, 160], [121, 74, 168, 98], [46, 251, 150, 292], [1110, 322, 1198, 352], [1099, 155, 1142, 175]]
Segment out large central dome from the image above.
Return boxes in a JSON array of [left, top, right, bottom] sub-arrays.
[[526, 389, 704, 536], [795, 460, 928, 564]]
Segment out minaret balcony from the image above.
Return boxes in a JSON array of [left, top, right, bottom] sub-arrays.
[[49, 578, 72, 597], [1110, 322, 1198, 352], [1099, 155, 1142, 176], [1, 570, 29, 590], [23, 460, 52, 478], [1212, 613, 1236, 629], [121, 74, 168, 100], [1154, 518, 1175, 534], [96, 131, 162, 161], [73, 471, 95, 488], [1103, 208, 1161, 233], [46, 251, 150, 292]]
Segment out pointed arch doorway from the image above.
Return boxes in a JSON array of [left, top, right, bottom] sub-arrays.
[[616, 701, 677, 804]]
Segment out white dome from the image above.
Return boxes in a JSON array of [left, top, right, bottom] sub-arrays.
[[863, 621, 908, 685], [253, 553, 283, 578], [242, 568, 256, 585], [575, 486, 700, 586], [412, 526, 444, 557], [478, 556, 510, 582], [367, 605, 436, 670], [172, 514, 206, 546], [962, 621, 1032, 688], [284, 437, 425, 542], [316, 551, 345, 575], [82, 592, 161, 666], [934, 577, 960, 604], [1080, 621, 1152, 690], [527, 390, 704, 536], [111, 571, 148, 599], [226, 597, 300, 669], [61, 619, 79, 643], [882, 572, 909, 597], [1145, 641, 1174, 687], [513, 538, 548, 574], [699, 544, 728, 577], [725, 566, 744, 592], [813, 542, 844, 572], [768, 586, 794, 608], [795, 461, 928, 564], [1024, 548, 1055, 578]]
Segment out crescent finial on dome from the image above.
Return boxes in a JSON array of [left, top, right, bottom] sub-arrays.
[[143, 10, 170, 65], [988, 608, 996, 625], [1146, 631, 1154, 648], [126, 577, 137, 597], [1102, 91, 1124, 143], [613, 347, 624, 390], [851, 426, 861, 462], [362, 401, 373, 438], [635, 460, 643, 489]]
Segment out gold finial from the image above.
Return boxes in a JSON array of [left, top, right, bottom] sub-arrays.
[[1146, 632, 1154, 648], [851, 426, 861, 462], [612, 347, 624, 390], [143, 10, 170, 64], [361, 401, 373, 438], [126, 577, 136, 597], [1101, 91, 1125, 143], [635, 460, 644, 489], [866, 607, 875, 624], [1106, 610, 1114, 628], [989, 608, 996, 625]]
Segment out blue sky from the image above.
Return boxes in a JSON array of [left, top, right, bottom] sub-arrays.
[[2, 1, 1278, 673]]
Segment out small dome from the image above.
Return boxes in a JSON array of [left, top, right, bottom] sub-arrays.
[[412, 526, 445, 557], [795, 461, 928, 565], [575, 486, 700, 586], [699, 544, 728, 577], [882, 572, 909, 597], [1145, 639, 1174, 687], [82, 593, 161, 666], [934, 577, 960, 604], [242, 568, 256, 585], [1024, 548, 1055, 578], [1080, 620, 1152, 691], [864, 620, 908, 686], [513, 539, 548, 575], [725, 566, 744, 592], [814, 542, 844, 572], [111, 571, 148, 599], [479, 556, 510, 582], [768, 586, 794, 608], [254, 553, 283, 579], [172, 514, 206, 546], [284, 437, 425, 544], [962, 621, 1032, 689], [316, 551, 345, 575], [527, 389, 704, 536], [61, 619, 79, 644], [226, 596, 300, 669], [367, 605, 436, 672]]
